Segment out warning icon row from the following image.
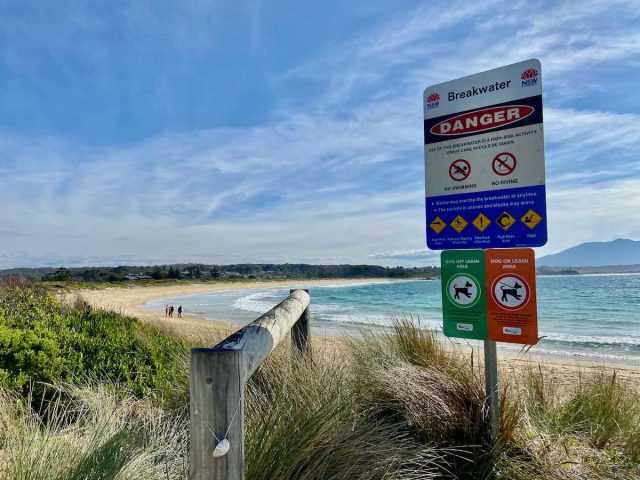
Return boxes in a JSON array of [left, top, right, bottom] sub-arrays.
[[430, 209, 543, 235]]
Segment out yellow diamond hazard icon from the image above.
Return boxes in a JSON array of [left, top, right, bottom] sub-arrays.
[[495, 211, 516, 231], [429, 216, 446, 234], [472, 213, 491, 232], [521, 209, 543, 230], [450, 215, 468, 233]]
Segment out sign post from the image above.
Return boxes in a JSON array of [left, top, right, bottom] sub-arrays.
[[483, 339, 499, 442], [424, 60, 546, 443]]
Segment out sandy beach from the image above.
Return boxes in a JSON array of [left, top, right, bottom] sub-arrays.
[[66, 278, 395, 350], [67, 280, 640, 387]]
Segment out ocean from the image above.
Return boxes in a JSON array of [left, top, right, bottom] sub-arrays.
[[143, 274, 640, 364]]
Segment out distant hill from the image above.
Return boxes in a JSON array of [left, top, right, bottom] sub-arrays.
[[537, 238, 640, 267]]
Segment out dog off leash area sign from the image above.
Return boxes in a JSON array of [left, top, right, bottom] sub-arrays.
[[441, 250, 487, 340], [424, 59, 547, 250]]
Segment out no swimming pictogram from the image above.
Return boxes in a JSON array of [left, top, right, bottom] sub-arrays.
[[449, 159, 471, 182], [492, 152, 517, 176]]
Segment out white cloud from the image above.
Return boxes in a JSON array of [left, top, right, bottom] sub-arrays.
[[2, 0, 640, 268]]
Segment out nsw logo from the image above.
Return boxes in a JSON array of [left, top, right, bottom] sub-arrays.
[[426, 92, 440, 110], [521, 68, 538, 87]]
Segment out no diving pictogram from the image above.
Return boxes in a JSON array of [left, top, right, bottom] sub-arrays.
[[492, 152, 517, 176], [449, 159, 471, 182]]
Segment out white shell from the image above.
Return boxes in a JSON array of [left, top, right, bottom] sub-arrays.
[[212, 439, 230, 457]]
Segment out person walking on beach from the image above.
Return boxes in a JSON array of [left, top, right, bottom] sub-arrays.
[[169, 305, 174, 317], [165, 304, 169, 316], [178, 305, 182, 318]]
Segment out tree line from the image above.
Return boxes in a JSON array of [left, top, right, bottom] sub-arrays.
[[0, 263, 441, 283]]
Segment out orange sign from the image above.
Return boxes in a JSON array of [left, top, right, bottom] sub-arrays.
[[485, 248, 538, 345]]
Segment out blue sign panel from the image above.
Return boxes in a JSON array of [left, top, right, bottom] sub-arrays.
[[424, 59, 547, 250]]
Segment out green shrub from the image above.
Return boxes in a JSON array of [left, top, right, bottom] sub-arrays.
[[0, 280, 188, 403], [0, 323, 65, 389]]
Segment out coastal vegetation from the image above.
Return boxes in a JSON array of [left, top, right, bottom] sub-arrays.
[[4, 262, 640, 289], [0, 263, 440, 283], [0, 279, 639, 479], [0, 278, 187, 403]]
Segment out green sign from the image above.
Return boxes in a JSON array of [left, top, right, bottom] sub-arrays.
[[441, 250, 487, 340]]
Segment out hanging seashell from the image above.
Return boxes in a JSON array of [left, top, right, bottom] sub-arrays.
[[212, 438, 230, 457]]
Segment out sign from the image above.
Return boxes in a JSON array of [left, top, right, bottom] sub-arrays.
[[472, 212, 491, 232], [449, 159, 471, 181], [492, 152, 516, 176], [430, 216, 446, 234], [450, 214, 468, 233], [485, 248, 538, 344], [521, 209, 543, 230], [441, 250, 487, 340], [496, 211, 516, 231], [424, 59, 546, 250]]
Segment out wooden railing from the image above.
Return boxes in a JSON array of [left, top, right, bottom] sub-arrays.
[[189, 289, 311, 480]]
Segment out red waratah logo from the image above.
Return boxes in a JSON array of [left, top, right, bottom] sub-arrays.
[[426, 92, 440, 109], [521, 68, 538, 87], [429, 105, 534, 136]]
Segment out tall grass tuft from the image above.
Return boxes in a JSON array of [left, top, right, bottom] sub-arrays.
[[347, 316, 524, 478], [0, 382, 189, 480], [559, 369, 640, 451], [245, 348, 445, 480]]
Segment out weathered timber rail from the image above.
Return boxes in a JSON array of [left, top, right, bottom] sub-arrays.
[[190, 288, 311, 479]]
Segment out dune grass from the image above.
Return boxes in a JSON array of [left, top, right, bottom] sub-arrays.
[[0, 382, 189, 480], [1, 281, 639, 478]]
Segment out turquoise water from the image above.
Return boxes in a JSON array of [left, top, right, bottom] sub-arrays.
[[144, 274, 640, 364]]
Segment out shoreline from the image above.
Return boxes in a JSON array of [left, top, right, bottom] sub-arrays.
[[67, 278, 403, 344], [69, 279, 640, 383]]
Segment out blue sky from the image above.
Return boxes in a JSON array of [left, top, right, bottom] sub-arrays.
[[2, 0, 640, 268]]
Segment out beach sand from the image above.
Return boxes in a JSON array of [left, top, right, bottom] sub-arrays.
[[64, 279, 392, 353], [67, 280, 640, 389]]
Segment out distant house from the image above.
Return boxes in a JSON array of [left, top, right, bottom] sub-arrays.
[[220, 271, 246, 279], [124, 274, 153, 281]]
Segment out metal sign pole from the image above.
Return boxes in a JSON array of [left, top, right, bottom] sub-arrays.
[[483, 339, 500, 442]]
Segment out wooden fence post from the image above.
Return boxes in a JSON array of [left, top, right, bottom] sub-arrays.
[[189, 289, 311, 479], [190, 348, 245, 480], [290, 288, 311, 358]]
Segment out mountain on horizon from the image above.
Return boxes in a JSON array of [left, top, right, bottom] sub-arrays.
[[537, 238, 640, 267]]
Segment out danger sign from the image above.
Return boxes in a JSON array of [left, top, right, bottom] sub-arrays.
[[424, 59, 547, 250], [485, 248, 538, 345]]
